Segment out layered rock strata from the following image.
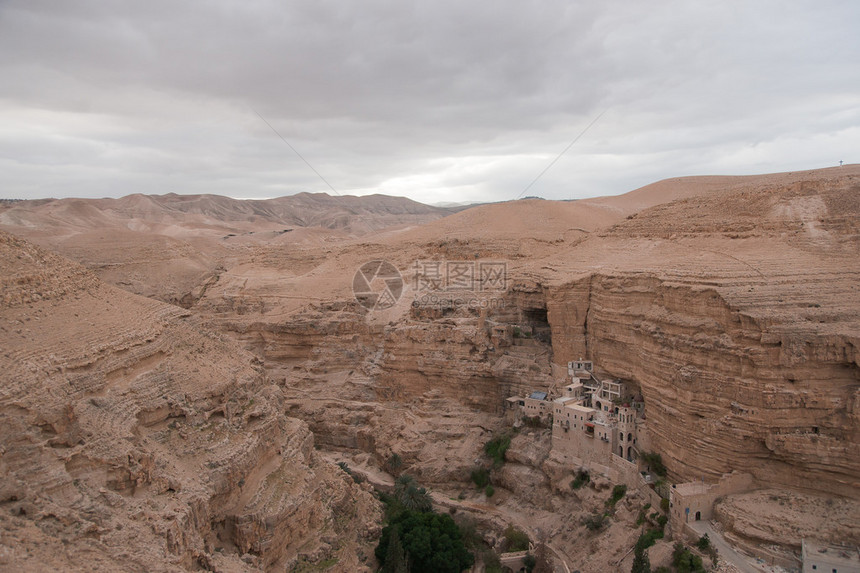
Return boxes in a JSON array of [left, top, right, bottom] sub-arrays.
[[0, 231, 381, 572]]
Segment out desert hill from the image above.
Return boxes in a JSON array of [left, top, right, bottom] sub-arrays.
[[0, 191, 457, 306], [0, 191, 454, 238]]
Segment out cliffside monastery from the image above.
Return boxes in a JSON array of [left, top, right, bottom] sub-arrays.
[[506, 360, 648, 470]]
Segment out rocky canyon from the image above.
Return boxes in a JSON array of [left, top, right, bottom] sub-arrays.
[[1, 166, 858, 572]]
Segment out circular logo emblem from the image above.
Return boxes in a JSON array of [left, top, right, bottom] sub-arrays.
[[352, 260, 403, 310]]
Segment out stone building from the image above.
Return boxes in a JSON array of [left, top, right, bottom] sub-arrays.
[[508, 361, 648, 468], [549, 362, 646, 466], [669, 472, 754, 526]]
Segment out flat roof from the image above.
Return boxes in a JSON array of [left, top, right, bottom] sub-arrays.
[[567, 404, 594, 413], [673, 482, 711, 496], [553, 396, 578, 404], [529, 391, 548, 401]]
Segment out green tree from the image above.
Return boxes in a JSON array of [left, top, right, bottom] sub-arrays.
[[376, 511, 474, 573], [632, 530, 661, 573], [395, 475, 433, 512], [672, 542, 706, 573], [522, 553, 537, 572], [386, 453, 404, 476], [503, 525, 530, 552], [382, 525, 409, 573], [631, 545, 651, 573]]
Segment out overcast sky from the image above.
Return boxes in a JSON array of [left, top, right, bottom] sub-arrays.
[[1, 1, 858, 204]]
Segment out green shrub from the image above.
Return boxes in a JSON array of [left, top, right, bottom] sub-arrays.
[[696, 533, 710, 550], [635, 528, 664, 552], [484, 434, 512, 467], [336, 461, 363, 483], [485, 485, 495, 497], [512, 326, 533, 339], [635, 503, 652, 526], [471, 467, 490, 488], [582, 512, 607, 531], [641, 452, 667, 477], [570, 469, 590, 490], [607, 484, 627, 507], [660, 497, 670, 512], [503, 525, 530, 552]]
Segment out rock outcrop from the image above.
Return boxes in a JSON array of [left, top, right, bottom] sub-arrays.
[[0, 231, 381, 571], [714, 489, 860, 550]]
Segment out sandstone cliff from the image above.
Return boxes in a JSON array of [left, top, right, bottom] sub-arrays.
[[0, 231, 381, 571], [541, 172, 860, 496]]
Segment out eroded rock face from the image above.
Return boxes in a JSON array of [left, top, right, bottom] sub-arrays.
[[545, 273, 860, 496], [714, 489, 860, 548], [226, 298, 557, 481], [0, 232, 381, 571], [541, 179, 860, 497]]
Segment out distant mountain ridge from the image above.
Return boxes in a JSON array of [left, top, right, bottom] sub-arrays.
[[0, 191, 457, 236]]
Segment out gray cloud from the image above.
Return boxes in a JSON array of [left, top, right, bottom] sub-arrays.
[[1, 0, 858, 202]]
